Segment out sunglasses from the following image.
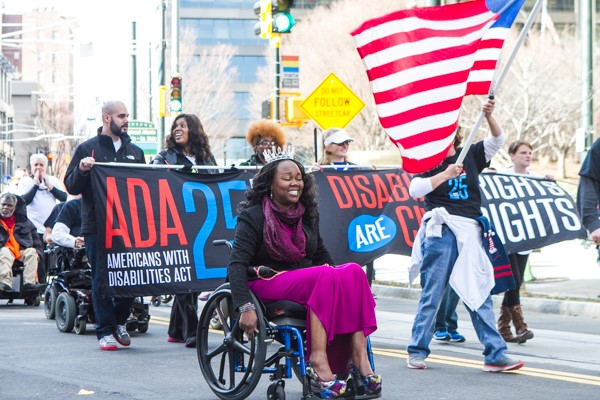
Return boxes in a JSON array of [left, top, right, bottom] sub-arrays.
[[258, 140, 278, 147]]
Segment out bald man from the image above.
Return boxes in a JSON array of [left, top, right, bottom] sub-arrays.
[[64, 101, 145, 351]]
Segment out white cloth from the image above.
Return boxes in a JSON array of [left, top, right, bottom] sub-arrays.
[[409, 207, 495, 311], [17, 175, 65, 234], [52, 222, 77, 249]]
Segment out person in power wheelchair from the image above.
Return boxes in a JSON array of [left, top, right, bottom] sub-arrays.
[[218, 147, 381, 399], [46, 197, 149, 335], [0, 193, 44, 299]]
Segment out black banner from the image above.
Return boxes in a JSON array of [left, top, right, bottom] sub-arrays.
[[92, 165, 254, 297], [315, 170, 586, 266], [92, 166, 585, 297]]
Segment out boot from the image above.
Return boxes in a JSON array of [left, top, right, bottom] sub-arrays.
[[497, 305, 518, 343], [509, 305, 534, 343]]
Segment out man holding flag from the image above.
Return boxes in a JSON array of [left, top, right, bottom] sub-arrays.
[[405, 99, 523, 372], [352, 0, 531, 372]]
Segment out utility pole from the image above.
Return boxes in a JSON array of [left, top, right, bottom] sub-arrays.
[[580, 0, 595, 153], [148, 44, 153, 121], [131, 21, 137, 120], [159, 0, 167, 148], [271, 34, 281, 123]]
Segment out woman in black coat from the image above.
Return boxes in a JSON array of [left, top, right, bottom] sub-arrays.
[[152, 113, 217, 348]]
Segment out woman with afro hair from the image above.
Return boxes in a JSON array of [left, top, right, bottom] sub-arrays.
[[239, 119, 286, 166]]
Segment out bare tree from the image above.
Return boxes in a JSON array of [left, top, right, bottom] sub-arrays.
[[179, 30, 239, 158], [35, 101, 74, 181], [460, 26, 593, 179]]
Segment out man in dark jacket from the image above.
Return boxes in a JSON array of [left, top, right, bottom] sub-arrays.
[[64, 100, 145, 351], [0, 193, 43, 292], [578, 138, 600, 266]]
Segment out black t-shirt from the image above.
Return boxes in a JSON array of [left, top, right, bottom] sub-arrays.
[[55, 198, 82, 238], [420, 141, 488, 219], [44, 203, 65, 229]]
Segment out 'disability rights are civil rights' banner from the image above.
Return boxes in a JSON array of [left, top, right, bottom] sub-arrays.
[[92, 165, 585, 297]]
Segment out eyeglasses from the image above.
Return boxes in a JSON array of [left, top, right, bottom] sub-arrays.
[[335, 141, 351, 147], [258, 140, 278, 147]]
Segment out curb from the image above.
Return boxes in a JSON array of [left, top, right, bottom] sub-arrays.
[[372, 284, 600, 319]]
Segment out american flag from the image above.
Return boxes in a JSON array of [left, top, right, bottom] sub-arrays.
[[351, 0, 524, 173]]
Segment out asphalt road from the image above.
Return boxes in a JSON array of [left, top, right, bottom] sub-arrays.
[[0, 296, 598, 400]]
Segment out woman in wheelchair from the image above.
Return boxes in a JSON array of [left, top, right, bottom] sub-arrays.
[[228, 147, 381, 398]]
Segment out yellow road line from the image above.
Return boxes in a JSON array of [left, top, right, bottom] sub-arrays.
[[373, 348, 600, 386], [150, 316, 170, 326]]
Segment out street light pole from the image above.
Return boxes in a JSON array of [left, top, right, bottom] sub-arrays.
[[159, 0, 167, 147], [580, 0, 595, 153], [132, 21, 138, 120]]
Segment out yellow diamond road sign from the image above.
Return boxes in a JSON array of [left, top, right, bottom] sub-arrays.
[[300, 73, 365, 130]]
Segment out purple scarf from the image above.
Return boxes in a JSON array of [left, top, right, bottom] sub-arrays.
[[262, 195, 306, 262]]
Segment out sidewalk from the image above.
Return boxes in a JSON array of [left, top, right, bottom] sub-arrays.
[[371, 239, 600, 319]]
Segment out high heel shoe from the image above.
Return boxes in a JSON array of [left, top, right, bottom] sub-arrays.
[[305, 362, 347, 398], [348, 361, 382, 396]]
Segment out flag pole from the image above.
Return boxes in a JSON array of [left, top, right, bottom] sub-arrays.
[[456, 0, 544, 166]]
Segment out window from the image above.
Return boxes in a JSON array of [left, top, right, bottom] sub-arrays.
[[181, 18, 263, 46], [230, 56, 267, 82]]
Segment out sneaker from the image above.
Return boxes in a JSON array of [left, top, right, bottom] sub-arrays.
[[449, 332, 466, 342], [407, 356, 427, 369], [114, 325, 131, 347], [99, 334, 118, 351], [167, 336, 185, 343], [483, 356, 524, 372], [209, 313, 222, 330], [433, 330, 451, 341]]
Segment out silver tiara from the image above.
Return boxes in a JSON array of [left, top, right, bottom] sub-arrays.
[[263, 145, 295, 164]]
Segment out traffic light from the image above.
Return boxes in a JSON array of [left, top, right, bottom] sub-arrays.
[[272, 0, 295, 34], [170, 75, 183, 113], [47, 153, 53, 168], [253, 0, 272, 39]]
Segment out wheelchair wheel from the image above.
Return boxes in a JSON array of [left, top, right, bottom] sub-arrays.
[[151, 297, 161, 307], [26, 295, 41, 307], [55, 292, 77, 333], [138, 322, 149, 333], [161, 294, 173, 304], [197, 284, 267, 400], [44, 285, 58, 319], [74, 316, 87, 335], [267, 380, 285, 400]]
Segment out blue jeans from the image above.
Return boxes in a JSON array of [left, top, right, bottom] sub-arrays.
[[434, 286, 460, 333], [86, 234, 134, 339], [407, 224, 507, 364]]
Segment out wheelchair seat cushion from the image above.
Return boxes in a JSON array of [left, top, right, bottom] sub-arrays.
[[264, 300, 307, 321]]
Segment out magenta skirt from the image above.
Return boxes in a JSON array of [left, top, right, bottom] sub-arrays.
[[248, 263, 377, 373]]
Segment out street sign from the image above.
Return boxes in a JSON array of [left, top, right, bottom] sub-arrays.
[[128, 121, 158, 158], [281, 55, 299, 89], [300, 72, 365, 130]]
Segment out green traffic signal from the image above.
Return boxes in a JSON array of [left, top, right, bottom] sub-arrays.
[[272, 0, 294, 34], [273, 12, 295, 33], [170, 76, 182, 113]]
